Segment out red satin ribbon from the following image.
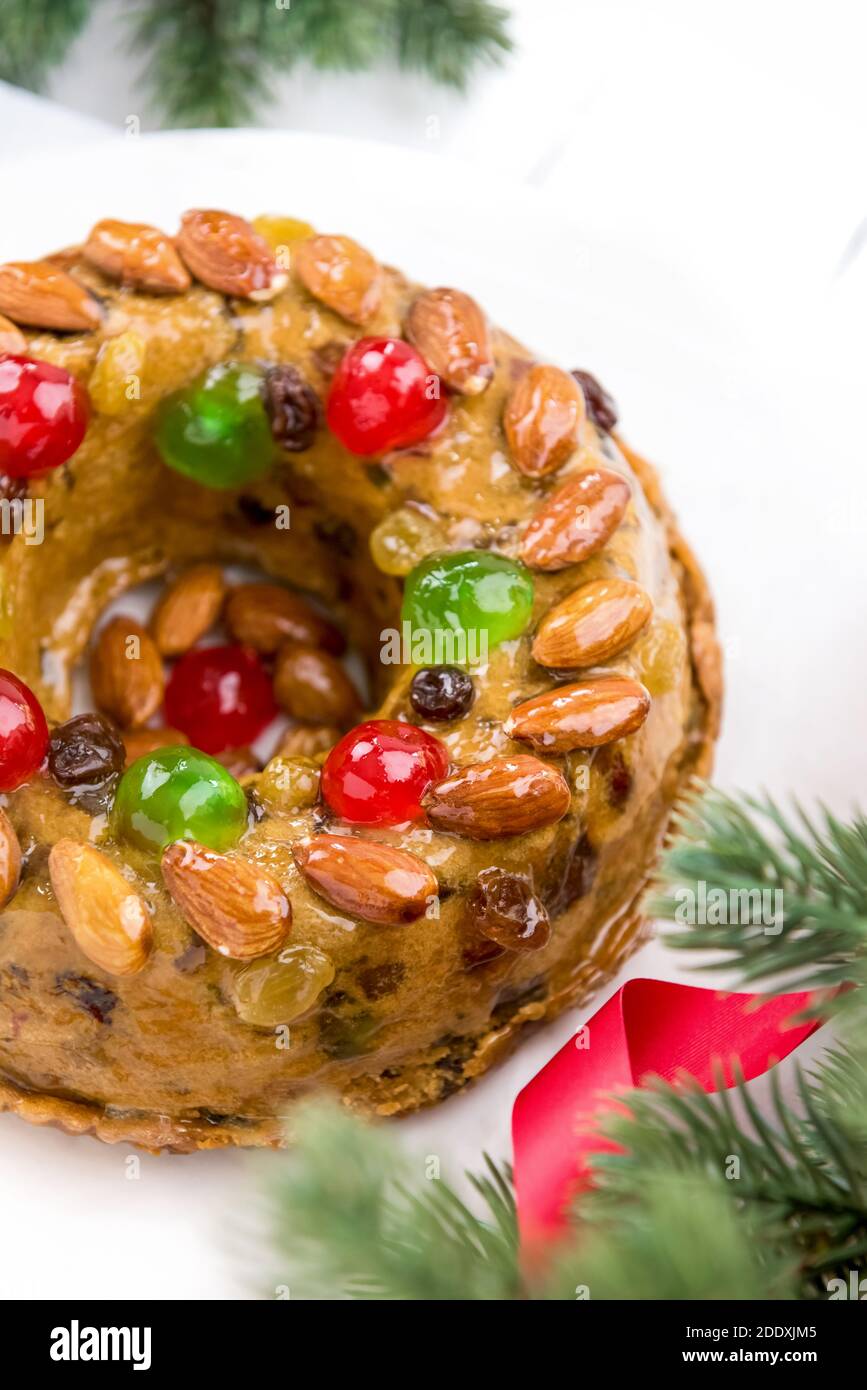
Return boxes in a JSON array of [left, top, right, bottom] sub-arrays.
[[511, 978, 820, 1249]]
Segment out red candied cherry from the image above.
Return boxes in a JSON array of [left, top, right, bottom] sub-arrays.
[[326, 337, 448, 456], [164, 644, 278, 755], [321, 719, 449, 825], [0, 669, 49, 791], [0, 355, 90, 477]]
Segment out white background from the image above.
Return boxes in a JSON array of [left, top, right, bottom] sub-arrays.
[[0, 0, 864, 1299]]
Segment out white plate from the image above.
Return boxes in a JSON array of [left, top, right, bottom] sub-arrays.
[[0, 130, 862, 1300]]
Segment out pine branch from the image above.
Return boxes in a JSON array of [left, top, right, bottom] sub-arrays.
[[650, 789, 867, 994], [129, 0, 272, 128], [283, 0, 393, 72], [0, 0, 92, 89], [395, 0, 513, 90], [0, 0, 513, 128], [267, 1101, 521, 1300], [578, 1025, 867, 1293], [538, 1172, 797, 1301]]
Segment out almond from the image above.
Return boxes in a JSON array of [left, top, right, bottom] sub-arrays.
[[82, 218, 191, 293], [406, 287, 493, 394], [504, 676, 651, 753], [273, 643, 361, 725], [123, 726, 189, 766], [225, 583, 344, 655], [293, 234, 382, 325], [520, 467, 632, 571], [162, 840, 291, 959], [176, 209, 288, 302], [49, 839, 152, 976], [0, 314, 26, 354], [90, 615, 164, 729], [293, 834, 437, 925], [423, 755, 571, 840], [532, 579, 653, 669], [0, 260, 102, 332], [150, 563, 226, 656], [0, 809, 22, 909], [504, 364, 585, 477]]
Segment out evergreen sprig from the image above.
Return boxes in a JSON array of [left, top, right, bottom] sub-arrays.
[[651, 789, 867, 992], [0, 0, 93, 89], [265, 792, 867, 1300], [0, 0, 513, 128]]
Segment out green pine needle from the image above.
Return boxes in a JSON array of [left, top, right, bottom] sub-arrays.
[[396, 0, 514, 91], [0, 0, 93, 89], [0, 0, 513, 127], [650, 789, 867, 994], [267, 1101, 521, 1300]]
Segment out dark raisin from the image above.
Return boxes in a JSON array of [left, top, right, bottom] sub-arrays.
[[264, 364, 321, 452], [318, 1008, 376, 1059], [54, 972, 117, 1024], [491, 975, 547, 1023], [410, 666, 475, 722], [237, 494, 275, 527], [544, 831, 597, 916], [571, 369, 619, 432], [314, 517, 357, 558], [48, 712, 125, 788], [468, 867, 550, 952], [603, 747, 633, 809], [311, 340, 349, 383], [462, 935, 507, 969], [0, 474, 28, 542], [0, 475, 27, 502], [357, 961, 406, 1001]]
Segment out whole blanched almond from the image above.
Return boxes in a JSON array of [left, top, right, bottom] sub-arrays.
[[0, 260, 102, 332], [225, 583, 344, 655], [520, 467, 632, 571], [150, 563, 226, 656], [176, 209, 288, 301], [124, 726, 189, 766], [504, 364, 585, 477], [424, 755, 571, 840], [273, 643, 361, 724], [0, 314, 26, 354], [293, 234, 382, 325], [293, 834, 437, 925], [406, 287, 493, 394], [162, 840, 291, 960], [83, 218, 191, 293], [49, 839, 152, 976], [0, 808, 21, 909], [532, 579, 653, 669], [90, 615, 164, 729], [505, 676, 651, 753]]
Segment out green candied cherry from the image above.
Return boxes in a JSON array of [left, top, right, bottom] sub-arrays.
[[401, 550, 534, 661], [154, 361, 273, 489], [112, 746, 248, 853]]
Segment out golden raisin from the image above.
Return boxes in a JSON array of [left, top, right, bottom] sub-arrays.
[[230, 944, 335, 1028], [257, 755, 321, 813], [88, 330, 147, 416], [369, 507, 445, 576]]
